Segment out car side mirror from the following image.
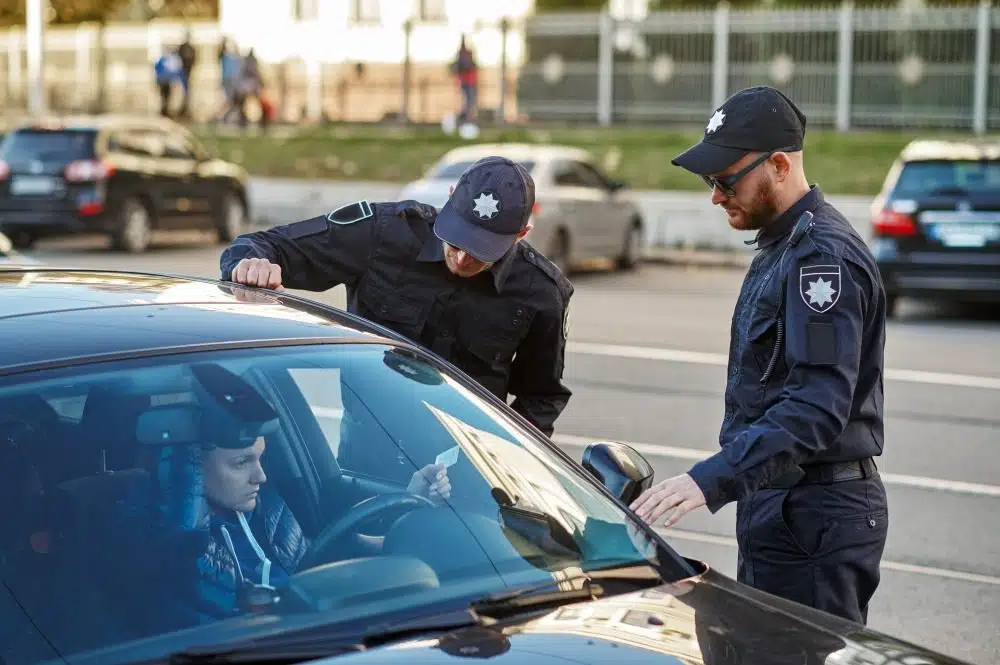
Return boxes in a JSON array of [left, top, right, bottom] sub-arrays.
[[608, 180, 627, 192], [582, 441, 654, 505]]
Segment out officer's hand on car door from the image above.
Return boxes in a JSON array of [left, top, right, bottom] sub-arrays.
[[232, 257, 284, 290], [630, 473, 706, 528]]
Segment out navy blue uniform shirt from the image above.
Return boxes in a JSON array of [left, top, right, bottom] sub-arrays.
[[689, 186, 888, 512], [219, 200, 573, 436]]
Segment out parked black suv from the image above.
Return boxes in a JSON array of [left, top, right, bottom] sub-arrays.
[[0, 115, 250, 253], [870, 139, 1000, 316]]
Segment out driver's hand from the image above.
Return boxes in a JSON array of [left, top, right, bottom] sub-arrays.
[[407, 463, 451, 502]]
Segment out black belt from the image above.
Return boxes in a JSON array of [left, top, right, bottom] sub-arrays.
[[762, 458, 877, 490]]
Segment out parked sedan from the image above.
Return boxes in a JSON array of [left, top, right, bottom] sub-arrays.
[[0, 115, 250, 253], [400, 144, 645, 274], [0, 268, 971, 665], [870, 139, 1000, 316]]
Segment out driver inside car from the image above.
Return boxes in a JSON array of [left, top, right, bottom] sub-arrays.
[[109, 364, 451, 635]]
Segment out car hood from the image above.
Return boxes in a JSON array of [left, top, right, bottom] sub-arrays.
[[316, 566, 965, 665]]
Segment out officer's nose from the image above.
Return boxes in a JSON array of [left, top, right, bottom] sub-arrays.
[[711, 184, 729, 205]]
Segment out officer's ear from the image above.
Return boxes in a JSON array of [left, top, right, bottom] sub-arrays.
[[449, 185, 455, 198], [770, 151, 794, 183]]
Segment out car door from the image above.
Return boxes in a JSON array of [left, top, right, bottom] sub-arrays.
[[550, 159, 606, 259], [156, 128, 213, 229], [571, 160, 632, 256]]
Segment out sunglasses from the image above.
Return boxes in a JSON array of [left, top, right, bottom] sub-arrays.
[[701, 146, 796, 197]]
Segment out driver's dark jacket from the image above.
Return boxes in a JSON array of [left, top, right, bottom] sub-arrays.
[[108, 474, 308, 633], [218, 201, 574, 437], [688, 187, 887, 512]]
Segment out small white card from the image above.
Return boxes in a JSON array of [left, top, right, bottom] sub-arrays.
[[435, 445, 461, 468]]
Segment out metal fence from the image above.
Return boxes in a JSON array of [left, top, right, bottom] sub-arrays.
[[517, 2, 1000, 133], [1, 4, 997, 133]]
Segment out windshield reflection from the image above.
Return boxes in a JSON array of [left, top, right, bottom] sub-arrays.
[[0, 342, 673, 665]]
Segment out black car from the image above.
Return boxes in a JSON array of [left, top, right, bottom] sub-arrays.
[[0, 115, 250, 253], [0, 268, 972, 665], [870, 139, 1000, 316]]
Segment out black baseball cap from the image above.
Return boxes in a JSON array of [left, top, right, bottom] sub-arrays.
[[434, 156, 535, 263], [672, 85, 808, 176]]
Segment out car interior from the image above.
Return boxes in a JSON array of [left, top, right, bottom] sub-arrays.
[[0, 346, 626, 663]]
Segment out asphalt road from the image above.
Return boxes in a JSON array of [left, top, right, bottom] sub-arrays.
[[23, 231, 1000, 665]]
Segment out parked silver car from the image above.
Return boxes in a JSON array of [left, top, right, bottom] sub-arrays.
[[399, 144, 644, 274]]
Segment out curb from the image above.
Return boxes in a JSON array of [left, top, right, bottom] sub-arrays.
[[643, 247, 752, 269]]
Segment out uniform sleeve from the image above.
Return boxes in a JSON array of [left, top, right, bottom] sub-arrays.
[[508, 287, 573, 437], [688, 251, 874, 512], [219, 206, 381, 291]]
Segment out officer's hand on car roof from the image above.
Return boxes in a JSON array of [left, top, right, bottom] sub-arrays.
[[231, 257, 284, 290]]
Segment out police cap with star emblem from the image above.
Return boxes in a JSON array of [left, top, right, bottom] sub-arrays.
[[434, 156, 535, 263], [671, 85, 808, 176]]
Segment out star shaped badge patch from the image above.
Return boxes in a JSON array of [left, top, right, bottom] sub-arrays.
[[472, 191, 501, 220], [799, 265, 841, 313], [706, 109, 725, 134]]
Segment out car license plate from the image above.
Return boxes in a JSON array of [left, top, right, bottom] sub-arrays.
[[931, 223, 1000, 248], [10, 175, 57, 196]]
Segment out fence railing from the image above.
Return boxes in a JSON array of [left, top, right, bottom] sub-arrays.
[[516, 2, 999, 133], [1, 4, 997, 133]]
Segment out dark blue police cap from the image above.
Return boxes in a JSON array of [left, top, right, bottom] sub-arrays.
[[672, 85, 808, 176], [434, 156, 535, 263]]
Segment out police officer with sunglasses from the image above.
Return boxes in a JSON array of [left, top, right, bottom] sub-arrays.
[[630, 86, 890, 626]]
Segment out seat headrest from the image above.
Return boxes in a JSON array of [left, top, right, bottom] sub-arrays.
[[136, 405, 201, 447]]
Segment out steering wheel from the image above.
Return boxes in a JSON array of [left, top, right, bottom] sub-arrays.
[[296, 492, 435, 572]]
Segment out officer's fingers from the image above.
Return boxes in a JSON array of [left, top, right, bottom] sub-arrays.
[[244, 260, 263, 287], [265, 264, 282, 289], [644, 492, 684, 525], [663, 500, 699, 528], [232, 259, 251, 283]]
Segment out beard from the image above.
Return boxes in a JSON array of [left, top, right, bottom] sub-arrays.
[[722, 176, 779, 231]]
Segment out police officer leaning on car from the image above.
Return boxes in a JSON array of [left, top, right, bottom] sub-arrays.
[[630, 86, 889, 626], [219, 156, 574, 441]]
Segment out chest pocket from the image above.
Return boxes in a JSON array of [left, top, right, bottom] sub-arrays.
[[462, 304, 536, 371], [357, 269, 434, 341]]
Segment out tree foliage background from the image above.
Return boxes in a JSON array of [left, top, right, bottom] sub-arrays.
[[0, 0, 218, 27]]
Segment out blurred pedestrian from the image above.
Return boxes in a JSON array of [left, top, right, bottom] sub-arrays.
[[177, 31, 197, 118], [630, 86, 889, 626], [154, 46, 184, 118], [450, 36, 478, 125]]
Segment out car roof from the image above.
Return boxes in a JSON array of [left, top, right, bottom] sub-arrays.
[[898, 139, 1000, 163], [0, 269, 400, 375], [435, 143, 595, 165], [5, 114, 184, 134]]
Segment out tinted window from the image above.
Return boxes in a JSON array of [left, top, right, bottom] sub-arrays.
[[0, 129, 97, 162], [892, 160, 1000, 197], [430, 159, 535, 179], [0, 342, 682, 665]]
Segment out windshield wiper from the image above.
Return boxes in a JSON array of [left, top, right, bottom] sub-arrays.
[[468, 564, 663, 619], [162, 608, 481, 664]]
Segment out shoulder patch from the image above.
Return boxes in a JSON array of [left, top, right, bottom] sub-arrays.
[[799, 263, 841, 313], [327, 200, 373, 225]]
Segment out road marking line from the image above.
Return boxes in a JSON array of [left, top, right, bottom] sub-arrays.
[[567, 341, 1000, 391], [659, 528, 1000, 587], [552, 434, 1000, 498]]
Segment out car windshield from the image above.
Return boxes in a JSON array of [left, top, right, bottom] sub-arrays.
[[0, 342, 682, 665], [429, 159, 536, 179], [893, 159, 1000, 197]]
